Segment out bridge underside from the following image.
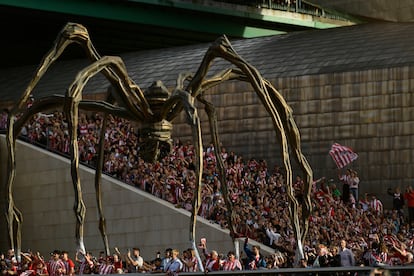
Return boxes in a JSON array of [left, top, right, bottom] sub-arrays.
[[0, 0, 354, 68], [308, 0, 414, 22]]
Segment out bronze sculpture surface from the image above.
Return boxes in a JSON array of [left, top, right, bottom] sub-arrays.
[[5, 22, 313, 269]]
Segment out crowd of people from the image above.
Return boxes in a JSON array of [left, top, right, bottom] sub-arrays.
[[1, 106, 414, 274]]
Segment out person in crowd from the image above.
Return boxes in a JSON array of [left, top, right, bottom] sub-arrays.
[[404, 186, 414, 225], [349, 169, 360, 203], [387, 186, 405, 220], [0, 109, 8, 129], [150, 257, 163, 273], [113, 248, 124, 273], [328, 246, 341, 267], [293, 175, 305, 203], [222, 251, 242, 271], [125, 248, 143, 273], [164, 249, 182, 275], [269, 251, 287, 269], [362, 241, 385, 267], [181, 249, 198, 272], [203, 250, 220, 272], [391, 238, 414, 265], [98, 256, 115, 275], [160, 248, 172, 272], [75, 251, 95, 275], [5, 249, 17, 270], [19, 251, 35, 276], [19, 251, 48, 276], [370, 194, 383, 216], [97, 251, 105, 265], [339, 169, 352, 203], [243, 238, 266, 270], [198, 238, 220, 272], [60, 251, 75, 276], [339, 239, 355, 267], [33, 258, 49, 276], [47, 250, 66, 276], [299, 258, 310, 268], [312, 244, 330, 268], [378, 242, 390, 265], [0, 254, 8, 274], [265, 222, 282, 247]]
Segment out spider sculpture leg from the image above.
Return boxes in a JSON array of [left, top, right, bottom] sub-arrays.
[[9, 96, 109, 255], [11, 23, 101, 116], [184, 35, 313, 264], [3, 23, 98, 256], [5, 96, 64, 260], [182, 69, 247, 258], [197, 95, 241, 254], [5, 96, 69, 261], [64, 86, 87, 254], [63, 55, 141, 254], [6, 95, 133, 258], [263, 79, 313, 251], [14, 22, 150, 116], [94, 111, 111, 256], [5, 118, 23, 261], [6, 21, 148, 257], [84, 90, 136, 257], [162, 89, 205, 272]]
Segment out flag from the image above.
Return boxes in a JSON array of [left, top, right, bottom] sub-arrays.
[[329, 143, 358, 169]]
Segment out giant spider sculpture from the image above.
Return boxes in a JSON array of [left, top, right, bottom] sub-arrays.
[[5, 22, 313, 269]]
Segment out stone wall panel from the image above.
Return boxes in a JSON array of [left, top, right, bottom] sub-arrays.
[[169, 65, 414, 209]]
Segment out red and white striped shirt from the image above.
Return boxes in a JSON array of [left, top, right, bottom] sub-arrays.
[[78, 259, 94, 276], [182, 256, 198, 272], [79, 124, 88, 135], [98, 263, 114, 275], [47, 259, 66, 276], [371, 198, 383, 214], [222, 259, 242, 271], [205, 258, 220, 271]]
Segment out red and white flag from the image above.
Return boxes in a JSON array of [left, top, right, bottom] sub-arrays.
[[329, 143, 358, 169]]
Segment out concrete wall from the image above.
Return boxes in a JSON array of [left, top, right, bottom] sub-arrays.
[[0, 136, 271, 258], [172, 66, 414, 208]]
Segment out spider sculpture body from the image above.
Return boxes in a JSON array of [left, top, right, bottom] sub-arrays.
[[5, 22, 313, 269]]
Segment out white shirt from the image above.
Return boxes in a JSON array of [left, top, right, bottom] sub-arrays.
[[266, 228, 282, 245]]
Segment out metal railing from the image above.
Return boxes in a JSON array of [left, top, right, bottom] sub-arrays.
[[145, 265, 414, 275], [212, 0, 352, 21]]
